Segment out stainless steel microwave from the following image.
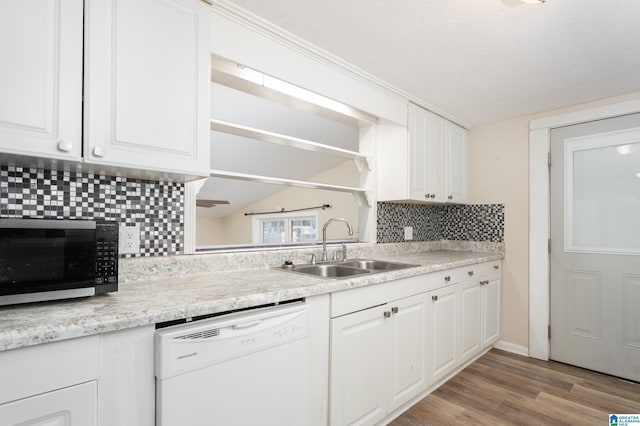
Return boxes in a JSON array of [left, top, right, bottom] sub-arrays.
[[0, 218, 118, 306]]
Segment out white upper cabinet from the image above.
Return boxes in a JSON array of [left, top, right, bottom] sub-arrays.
[[445, 121, 468, 203], [84, 0, 210, 176], [378, 103, 468, 204], [0, 0, 83, 161]]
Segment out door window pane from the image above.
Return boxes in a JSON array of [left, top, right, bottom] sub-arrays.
[[568, 139, 640, 253]]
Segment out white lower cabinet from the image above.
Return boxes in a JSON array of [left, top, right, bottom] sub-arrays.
[[427, 283, 459, 383], [481, 272, 502, 348], [330, 279, 428, 426], [0, 381, 97, 426], [459, 278, 482, 363]]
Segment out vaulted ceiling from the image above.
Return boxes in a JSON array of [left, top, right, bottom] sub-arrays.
[[225, 0, 640, 126]]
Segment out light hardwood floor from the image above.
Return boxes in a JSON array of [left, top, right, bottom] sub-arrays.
[[391, 349, 640, 425]]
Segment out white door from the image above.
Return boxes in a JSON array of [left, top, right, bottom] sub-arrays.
[[550, 113, 640, 381], [84, 0, 210, 176], [386, 293, 428, 412], [408, 104, 445, 202], [330, 304, 387, 426], [481, 273, 501, 348], [428, 284, 459, 383], [0, 0, 83, 160], [0, 381, 97, 426], [459, 279, 482, 362], [445, 121, 468, 204]]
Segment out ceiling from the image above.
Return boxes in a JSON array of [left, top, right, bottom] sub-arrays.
[[224, 0, 640, 126]]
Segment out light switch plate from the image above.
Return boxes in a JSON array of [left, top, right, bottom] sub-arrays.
[[119, 223, 140, 255], [404, 226, 413, 240]]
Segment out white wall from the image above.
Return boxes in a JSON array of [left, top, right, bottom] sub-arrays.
[[468, 91, 640, 351]]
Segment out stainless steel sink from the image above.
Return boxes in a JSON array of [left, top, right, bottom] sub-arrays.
[[291, 264, 370, 278], [340, 259, 418, 271], [279, 258, 419, 279]]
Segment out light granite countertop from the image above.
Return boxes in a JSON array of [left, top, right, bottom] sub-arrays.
[[0, 247, 503, 352]]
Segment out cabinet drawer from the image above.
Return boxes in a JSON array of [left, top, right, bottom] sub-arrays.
[[331, 275, 427, 318], [426, 268, 465, 290], [471, 261, 501, 278]]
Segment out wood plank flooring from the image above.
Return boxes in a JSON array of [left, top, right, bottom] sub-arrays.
[[391, 349, 640, 426]]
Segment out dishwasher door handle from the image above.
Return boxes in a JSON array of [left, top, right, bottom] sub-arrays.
[[231, 320, 262, 330]]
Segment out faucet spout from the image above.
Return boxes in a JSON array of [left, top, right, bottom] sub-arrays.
[[322, 218, 353, 262]]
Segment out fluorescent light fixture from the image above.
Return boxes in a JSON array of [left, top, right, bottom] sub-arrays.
[[616, 144, 639, 155]]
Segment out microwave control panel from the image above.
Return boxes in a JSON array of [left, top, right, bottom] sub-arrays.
[[95, 222, 119, 292]]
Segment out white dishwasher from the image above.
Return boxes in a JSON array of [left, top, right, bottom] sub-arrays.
[[155, 302, 310, 426]]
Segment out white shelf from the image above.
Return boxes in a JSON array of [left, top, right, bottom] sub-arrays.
[[209, 169, 373, 207], [210, 119, 372, 172]]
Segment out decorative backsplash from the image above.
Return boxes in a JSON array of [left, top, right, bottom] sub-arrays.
[[377, 202, 504, 243], [0, 165, 184, 257]]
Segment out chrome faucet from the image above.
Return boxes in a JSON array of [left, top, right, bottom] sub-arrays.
[[322, 218, 353, 262]]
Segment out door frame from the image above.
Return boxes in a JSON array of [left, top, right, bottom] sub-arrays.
[[528, 99, 640, 360]]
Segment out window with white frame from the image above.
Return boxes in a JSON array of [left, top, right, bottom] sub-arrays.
[[252, 211, 319, 244]]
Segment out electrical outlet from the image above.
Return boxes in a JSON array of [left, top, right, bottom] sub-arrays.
[[404, 226, 413, 240], [119, 223, 140, 255]]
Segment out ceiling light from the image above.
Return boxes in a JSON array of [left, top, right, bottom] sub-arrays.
[[521, 0, 545, 3], [636, 172, 640, 179]]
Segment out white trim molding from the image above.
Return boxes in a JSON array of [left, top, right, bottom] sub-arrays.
[[493, 340, 529, 357], [528, 100, 640, 361]]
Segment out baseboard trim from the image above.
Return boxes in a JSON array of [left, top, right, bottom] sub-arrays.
[[493, 340, 529, 357]]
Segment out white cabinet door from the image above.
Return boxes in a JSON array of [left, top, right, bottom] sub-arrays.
[[428, 284, 459, 383], [330, 304, 387, 426], [0, 0, 83, 160], [0, 381, 97, 426], [386, 293, 428, 412], [459, 279, 482, 362], [481, 274, 502, 348], [408, 104, 445, 202], [84, 0, 210, 176], [445, 121, 468, 204]]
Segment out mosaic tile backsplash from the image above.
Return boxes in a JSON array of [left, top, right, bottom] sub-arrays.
[[0, 165, 184, 257], [377, 202, 504, 243]]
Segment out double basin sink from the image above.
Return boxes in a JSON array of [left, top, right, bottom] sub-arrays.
[[280, 259, 419, 278]]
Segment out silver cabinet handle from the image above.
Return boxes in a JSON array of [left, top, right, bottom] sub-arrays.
[[425, 193, 431, 198], [57, 140, 73, 153], [494, 265, 499, 270], [384, 311, 391, 318], [448, 195, 453, 200], [391, 307, 399, 314], [480, 280, 490, 285], [430, 194, 436, 199], [444, 276, 451, 282], [432, 295, 438, 302], [468, 271, 474, 276], [93, 146, 106, 157]]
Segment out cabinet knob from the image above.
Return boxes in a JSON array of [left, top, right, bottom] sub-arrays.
[[493, 265, 499, 270], [432, 295, 439, 302], [444, 276, 451, 282], [93, 146, 106, 158], [391, 307, 399, 314], [425, 193, 431, 199], [480, 280, 489, 285], [57, 140, 73, 153], [468, 271, 474, 276], [383, 311, 391, 318], [448, 195, 453, 200], [430, 194, 436, 199]]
